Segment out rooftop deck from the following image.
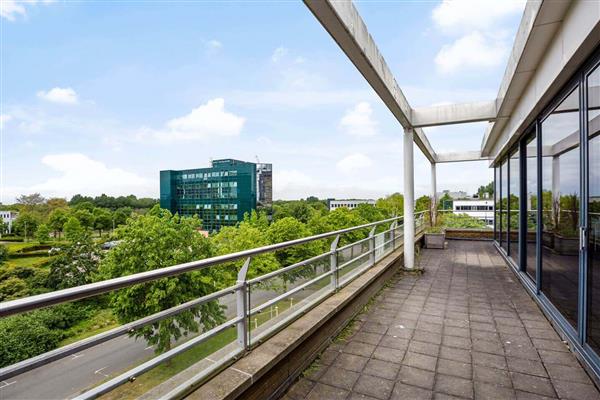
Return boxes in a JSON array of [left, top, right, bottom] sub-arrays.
[[284, 241, 600, 400]]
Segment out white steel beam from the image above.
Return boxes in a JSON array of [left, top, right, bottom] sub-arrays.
[[411, 100, 499, 128], [436, 151, 491, 163], [303, 0, 436, 163]]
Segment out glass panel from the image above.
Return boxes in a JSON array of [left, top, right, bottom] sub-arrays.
[[501, 160, 509, 252], [586, 64, 600, 353], [495, 167, 500, 242], [509, 149, 520, 262], [525, 133, 538, 281], [541, 85, 580, 329]]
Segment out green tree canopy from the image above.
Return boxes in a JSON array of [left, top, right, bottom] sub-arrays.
[[64, 216, 84, 242], [47, 233, 102, 290], [35, 224, 51, 243], [375, 193, 404, 218], [99, 206, 223, 354], [48, 208, 69, 238]]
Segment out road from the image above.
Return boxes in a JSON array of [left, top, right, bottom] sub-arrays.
[[0, 289, 276, 400]]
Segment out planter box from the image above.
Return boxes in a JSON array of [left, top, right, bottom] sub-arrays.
[[425, 232, 446, 249]]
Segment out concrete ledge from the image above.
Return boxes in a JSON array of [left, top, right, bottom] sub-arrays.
[[186, 235, 422, 400]]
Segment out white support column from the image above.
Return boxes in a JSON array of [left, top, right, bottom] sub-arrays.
[[403, 128, 415, 270], [431, 162, 437, 226]]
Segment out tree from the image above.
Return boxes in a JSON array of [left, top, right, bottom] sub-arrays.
[[438, 193, 453, 210], [266, 218, 322, 289], [48, 208, 69, 239], [477, 182, 494, 199], [113, 207, 132, 227], [13, 212, 41, 240], [99, 206, 224, 354], [46, 198, 68, 210], [353, 203, 385, 223], [16, 193, 46, 208], [415, 195, 431, 212], [64, 217, 84, 242], [375, 193, 404, 217], [35, 224, 51, 243], [73, 208, 95, 230], [93, 208, 113, 236], [0, 314, 61, 368], [47, 233, 101, 289]]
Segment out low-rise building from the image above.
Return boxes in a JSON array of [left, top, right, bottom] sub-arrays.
[[452, 199, 494, 227], [0, 210, 19, 234], [328, 199, 375, 211]]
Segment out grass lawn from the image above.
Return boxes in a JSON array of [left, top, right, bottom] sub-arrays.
[[5, 255, 51, 268], [99, 327, 237, 400], [60, 309, 119, 346]]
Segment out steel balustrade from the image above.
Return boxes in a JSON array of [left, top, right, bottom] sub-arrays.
[[0, 212, 427, 400]]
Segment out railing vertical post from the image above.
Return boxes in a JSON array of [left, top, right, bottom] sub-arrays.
[[369, 226, 377, 266], [390, 221, 397, 250], [236, 257, 251, 350], [330, 235, 340, 291]]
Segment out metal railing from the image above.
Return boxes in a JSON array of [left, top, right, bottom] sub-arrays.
[[0, 212, 426, 400]]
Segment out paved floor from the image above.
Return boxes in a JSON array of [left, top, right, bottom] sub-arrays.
[[283, 240, 600, 400]]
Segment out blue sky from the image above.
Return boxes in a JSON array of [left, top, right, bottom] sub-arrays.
[[1, 0, 525, 203]]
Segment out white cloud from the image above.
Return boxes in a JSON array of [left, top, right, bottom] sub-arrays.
[[206, 39, 222, 49], [37, 87, 79, 104], [271, 46, 289, 63], [432, 0, 525, 34], [336, 153, 373, 173], [435, 31, 509, 74], [153, 98, 245, 142], [0, 114, 12, 128], [3, 153, 154, 201], [1, 0, 55, 21], [339, 102, 378, 137]]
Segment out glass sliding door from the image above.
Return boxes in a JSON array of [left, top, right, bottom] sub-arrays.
[[541, 85, 581, 329], [501, 160, 509, 253], [509, 149, 520, 263], [525, 133, 538, 281], [495, 167, 500, 242], [586, 64, 600, 353]]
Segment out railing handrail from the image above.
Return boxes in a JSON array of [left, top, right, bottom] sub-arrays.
[[0, 215, 404, 318]]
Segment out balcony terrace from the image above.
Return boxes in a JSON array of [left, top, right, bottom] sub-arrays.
[[283, 240, 600, 400]]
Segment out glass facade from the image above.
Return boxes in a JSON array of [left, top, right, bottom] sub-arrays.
[[509, 149, 520, 262], [160, 159, 260, 231], [525, 133, 538, 281], [493, 49, 600, 365], [587, 64, 600, 353]]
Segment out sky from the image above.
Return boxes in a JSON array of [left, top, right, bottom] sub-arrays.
[[0, 0, 526, 203]]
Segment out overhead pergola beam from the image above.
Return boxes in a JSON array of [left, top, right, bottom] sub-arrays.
[[411, 100, 499, 128], [436, 151, 491, 163], [303, 0, 436, 163]]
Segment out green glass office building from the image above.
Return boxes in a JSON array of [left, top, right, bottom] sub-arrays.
[[160, 159, 265, 231]]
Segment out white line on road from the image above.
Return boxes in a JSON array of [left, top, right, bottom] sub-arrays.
[[0, 380, 17, 389], [71, 353, 84, 360], [94, 367, 110, 377], [144, 345, 154, 350]]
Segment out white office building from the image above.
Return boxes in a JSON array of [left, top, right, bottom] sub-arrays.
[[0, 210, 19, 234], [328, 199, 375, 211], [453, 199, 494, 227]]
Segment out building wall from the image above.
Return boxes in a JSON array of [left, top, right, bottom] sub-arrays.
[[492, 1, 600, 160], [0, 211, 18, 234], [328, 199, 375, 211], [453, 200, 494, 226], [160, 159, 257, 231]]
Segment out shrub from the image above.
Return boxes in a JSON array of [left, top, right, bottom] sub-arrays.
[[0, 314, 62, 367]]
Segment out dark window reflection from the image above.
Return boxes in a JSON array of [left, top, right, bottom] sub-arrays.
[[495, 167, 500, 241], [509, 149, 520, 263], [586, 65, 600, 353], [541, 85, 580, 329], [501, 160, 508, 253], [525, 134, 538, 281]]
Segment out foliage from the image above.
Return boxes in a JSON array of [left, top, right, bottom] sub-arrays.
[[70, 193, 157, 210], [375, 193, 404, 218], [477, 182, 494, 198], [99, 206, 225, 354], [415, 195, 431, 213], [0, 244, 8, 264], [93, 207, 113, 236], [13, 212, 41, 239], [440, 213, 487, 229], [353, 203, 385, 223], [48, 208, 69, 238], [16, 193, 46, 208], [47, 234, 102, 290], [437, 193, 453, 210], [64, 217, 84, 242], [35, 224, 51, 243]]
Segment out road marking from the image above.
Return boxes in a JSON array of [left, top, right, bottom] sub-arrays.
[[71, 353, 84, 360], [94, 367, 110, 377], [144, 345, 153, 350], [0, 380, 17, 389]]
